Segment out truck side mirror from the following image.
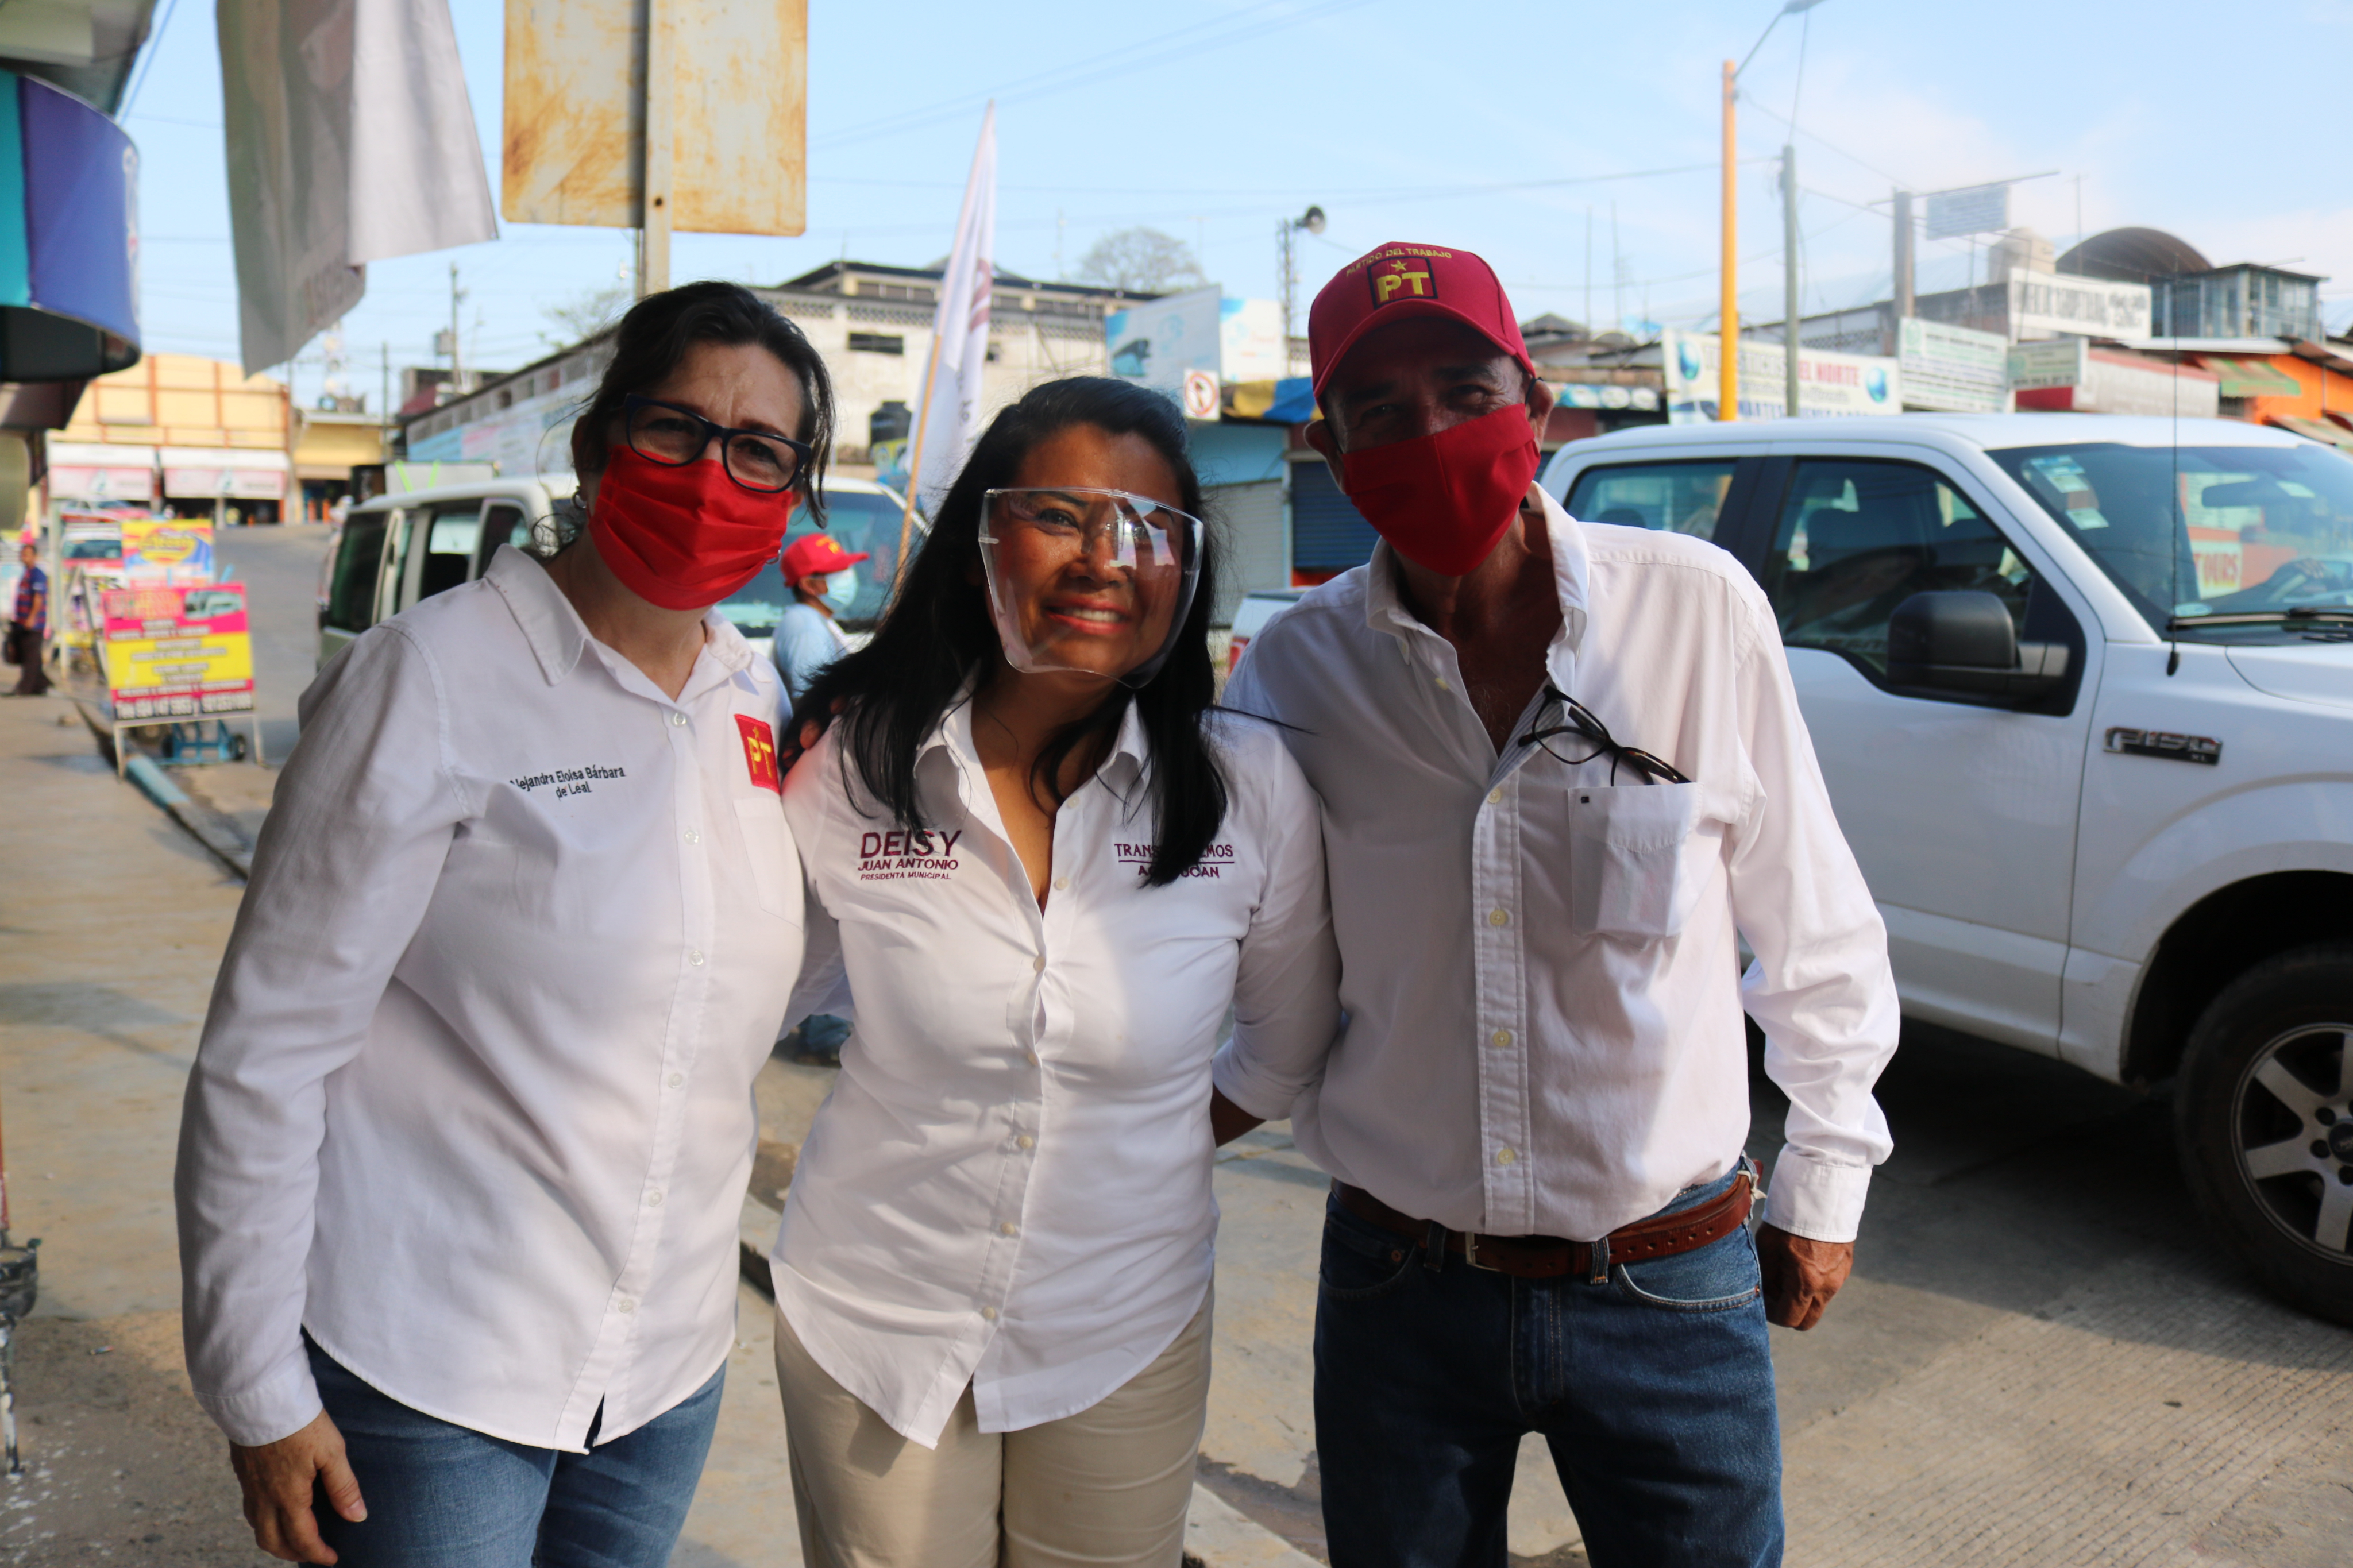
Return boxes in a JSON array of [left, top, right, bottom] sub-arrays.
[[1887, 590, 2067, 700]]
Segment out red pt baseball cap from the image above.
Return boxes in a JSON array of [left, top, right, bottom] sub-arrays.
[[781, 532, 870, 586], [1307, 241, 1536, 396]]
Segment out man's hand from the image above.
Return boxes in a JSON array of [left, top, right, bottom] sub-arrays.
[[229, 1411, 367, 1563], [1210, 1087, 1264, 1147], [1756, 1224, 1853, 1331]]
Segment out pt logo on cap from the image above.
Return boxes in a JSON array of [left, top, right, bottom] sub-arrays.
[[1371, 254, 1436, 306], [735, 714, 781, 793]]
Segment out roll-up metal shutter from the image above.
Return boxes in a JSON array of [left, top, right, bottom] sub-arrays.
[[1289, 458, 1378, 573], [1203, 478, 1287, 626]]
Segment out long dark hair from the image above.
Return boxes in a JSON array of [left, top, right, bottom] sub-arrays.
[[568, 280, 836, 527], [797, 377, 1226, 887]]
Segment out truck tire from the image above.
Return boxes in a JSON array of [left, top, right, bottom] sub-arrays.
[[2175, 943, 2353, 1326]]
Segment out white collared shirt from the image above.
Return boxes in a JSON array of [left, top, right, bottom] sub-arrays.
[[177, 547, 805, 1451], [774, 701, 1338, 1446], [1217, 490, 1897, 1245]]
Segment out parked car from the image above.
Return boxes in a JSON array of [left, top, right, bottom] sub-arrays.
[[315, 474, 919, 669], [1226, 589, 1305, 674], [1540, 413, 2353, 1324]]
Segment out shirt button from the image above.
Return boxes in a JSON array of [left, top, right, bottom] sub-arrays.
[[1032, 955, 1046, 974], [1487, 787, 1504, 805], [645, 1189, 665, 1207], [1495, 1146, 1518, 1167], [1017, 1134, 1036, 1150], [668, 711, 688, 728], [998, 1222, 1019, 1237], [617, 1296, 638, 1314], [688, 949, 705, 966], [1488, 908, 1511, 928], [981, 1305, 998, 1322], [668, 1072, 684, 1088], [1052, 876, 1069, 891], [684, 828, 700, 844], [1491, 1029, 1514, 1049]]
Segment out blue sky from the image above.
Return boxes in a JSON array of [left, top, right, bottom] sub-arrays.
[[122, 0, 2351, 405]]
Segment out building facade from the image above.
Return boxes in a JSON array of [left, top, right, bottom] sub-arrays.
[[52, 354, 292, 524]]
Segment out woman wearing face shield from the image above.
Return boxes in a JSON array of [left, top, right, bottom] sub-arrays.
[[176, 282, 832, 1567], [769, 377, 1340, 1565]]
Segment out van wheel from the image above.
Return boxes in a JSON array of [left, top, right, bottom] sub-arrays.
[[2175, 944, 2353, 1326]]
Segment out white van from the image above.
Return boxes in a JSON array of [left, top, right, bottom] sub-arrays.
[[316, 474, 916, 668], [1541, 414, 2353, 1323]]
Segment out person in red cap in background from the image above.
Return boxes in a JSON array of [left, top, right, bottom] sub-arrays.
[[771, 530, 869, 1064], [773, 531, 871, 716], [1210, 242, 1898, 1566]]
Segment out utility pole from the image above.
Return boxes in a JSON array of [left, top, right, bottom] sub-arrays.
[[1892, 190, 1915, 322], [1719, 58, 1738, 420], [1278, 205, 1326, 349], [449, 264, 464, 393], [1783, 145, 1801, 418], [1583, 207, 1593, 337], [380, 341, 390, 423], [637, 0, 674, 296]]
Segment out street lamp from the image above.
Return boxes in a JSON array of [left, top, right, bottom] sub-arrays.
[[1721, 0, 1825, 422], [1278, 205, 1328, 361]]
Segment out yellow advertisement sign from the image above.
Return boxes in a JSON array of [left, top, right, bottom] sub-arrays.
[[101, 584, 256, 720]]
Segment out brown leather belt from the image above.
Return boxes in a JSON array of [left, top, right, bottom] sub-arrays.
[[1334, 1171, 1753, 1283]]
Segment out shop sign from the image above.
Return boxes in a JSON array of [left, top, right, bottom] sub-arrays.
[[121, 519, 215, 584], [1662, 331, 1901, 423], [101, 584, 256, 721], [1106, 289, 1286, 400], [2008, 270, 2151, 342], [1898, 318, 2009, 413], [2008, 338, 2088, 391]]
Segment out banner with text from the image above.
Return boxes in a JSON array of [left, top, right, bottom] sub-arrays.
[[101, 584, 256, 721], [1664, 331, 1901, 423]]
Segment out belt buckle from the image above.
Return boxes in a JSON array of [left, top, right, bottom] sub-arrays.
[[1463, 1231, 1499, 1272]]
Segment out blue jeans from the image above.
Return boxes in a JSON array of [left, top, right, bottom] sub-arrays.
[[1313, 1167, 1781, 1568], [307, 1339, 724, 1568]]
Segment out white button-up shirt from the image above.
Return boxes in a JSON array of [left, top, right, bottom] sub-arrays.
[[177, 547, 804, 1451], [1217, 490, 1896, 1245], [774, 701, 1337, 1446]]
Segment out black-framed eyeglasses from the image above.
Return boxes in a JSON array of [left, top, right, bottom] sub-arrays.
[[1517, 686, 1691, 785], [623, 395, 811, 495]]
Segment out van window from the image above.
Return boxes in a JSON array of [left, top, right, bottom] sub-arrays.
[[1565, 460, 1738, 540], [419, 503, 481, 601], [476, 503, 533, 574], [1762, 459, 2032, 677], [326, 513, 389, 631]]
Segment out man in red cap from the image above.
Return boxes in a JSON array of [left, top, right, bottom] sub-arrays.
[[772, 531, 871, 715], [1212, 242, 1897, 1565], [773, 531, 867, 1065]]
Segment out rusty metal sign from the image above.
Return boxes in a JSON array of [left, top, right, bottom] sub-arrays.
[[502, 0, 806, 237]]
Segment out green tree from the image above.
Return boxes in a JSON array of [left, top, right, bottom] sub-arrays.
[[1075, 227, 1205, 294]]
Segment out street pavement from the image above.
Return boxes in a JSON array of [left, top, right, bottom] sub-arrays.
[[2, 531, 2348, 1565]]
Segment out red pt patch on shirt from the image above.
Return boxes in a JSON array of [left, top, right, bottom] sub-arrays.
[[735, 715, 781, 793]]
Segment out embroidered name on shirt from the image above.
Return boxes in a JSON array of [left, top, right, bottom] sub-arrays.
[[1114, 841, 1235, 878], [858, 828, 963, 881], [512, 764, 628, 801], [736, 715, 782, 793]]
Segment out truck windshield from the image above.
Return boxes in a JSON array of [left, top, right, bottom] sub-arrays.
[[1987, 441, 2353, 641]]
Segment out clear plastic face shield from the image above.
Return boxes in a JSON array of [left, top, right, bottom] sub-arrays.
[[977, 487, 1205, 688]]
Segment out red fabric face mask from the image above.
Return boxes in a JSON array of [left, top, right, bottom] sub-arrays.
[[1337, 404, 1542, 577], [586, 446, 794, 612]]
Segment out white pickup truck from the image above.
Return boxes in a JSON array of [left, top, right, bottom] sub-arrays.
[[1539, 414, 2353, 1324]]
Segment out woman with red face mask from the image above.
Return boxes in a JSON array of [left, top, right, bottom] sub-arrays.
[[176, 283, 834, 1568]]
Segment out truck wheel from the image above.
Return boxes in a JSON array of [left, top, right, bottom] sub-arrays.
[[2175, 943, 2353, 1325]]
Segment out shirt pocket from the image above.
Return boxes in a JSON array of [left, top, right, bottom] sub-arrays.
[[1565, 782, 1721, 941], [734, 795, 801, 922]]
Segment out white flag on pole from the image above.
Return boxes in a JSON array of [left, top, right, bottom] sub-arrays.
[[913, 103, 997, 509], [219, 0, 498, 374]]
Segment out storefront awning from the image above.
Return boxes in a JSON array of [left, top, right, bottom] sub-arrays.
[[47, 440, 155, 501], [0, 72, 140, 381], [161, 446, 290, 500], [2267, 415, 2353, 453], [2198, 356, 2303, 399]]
